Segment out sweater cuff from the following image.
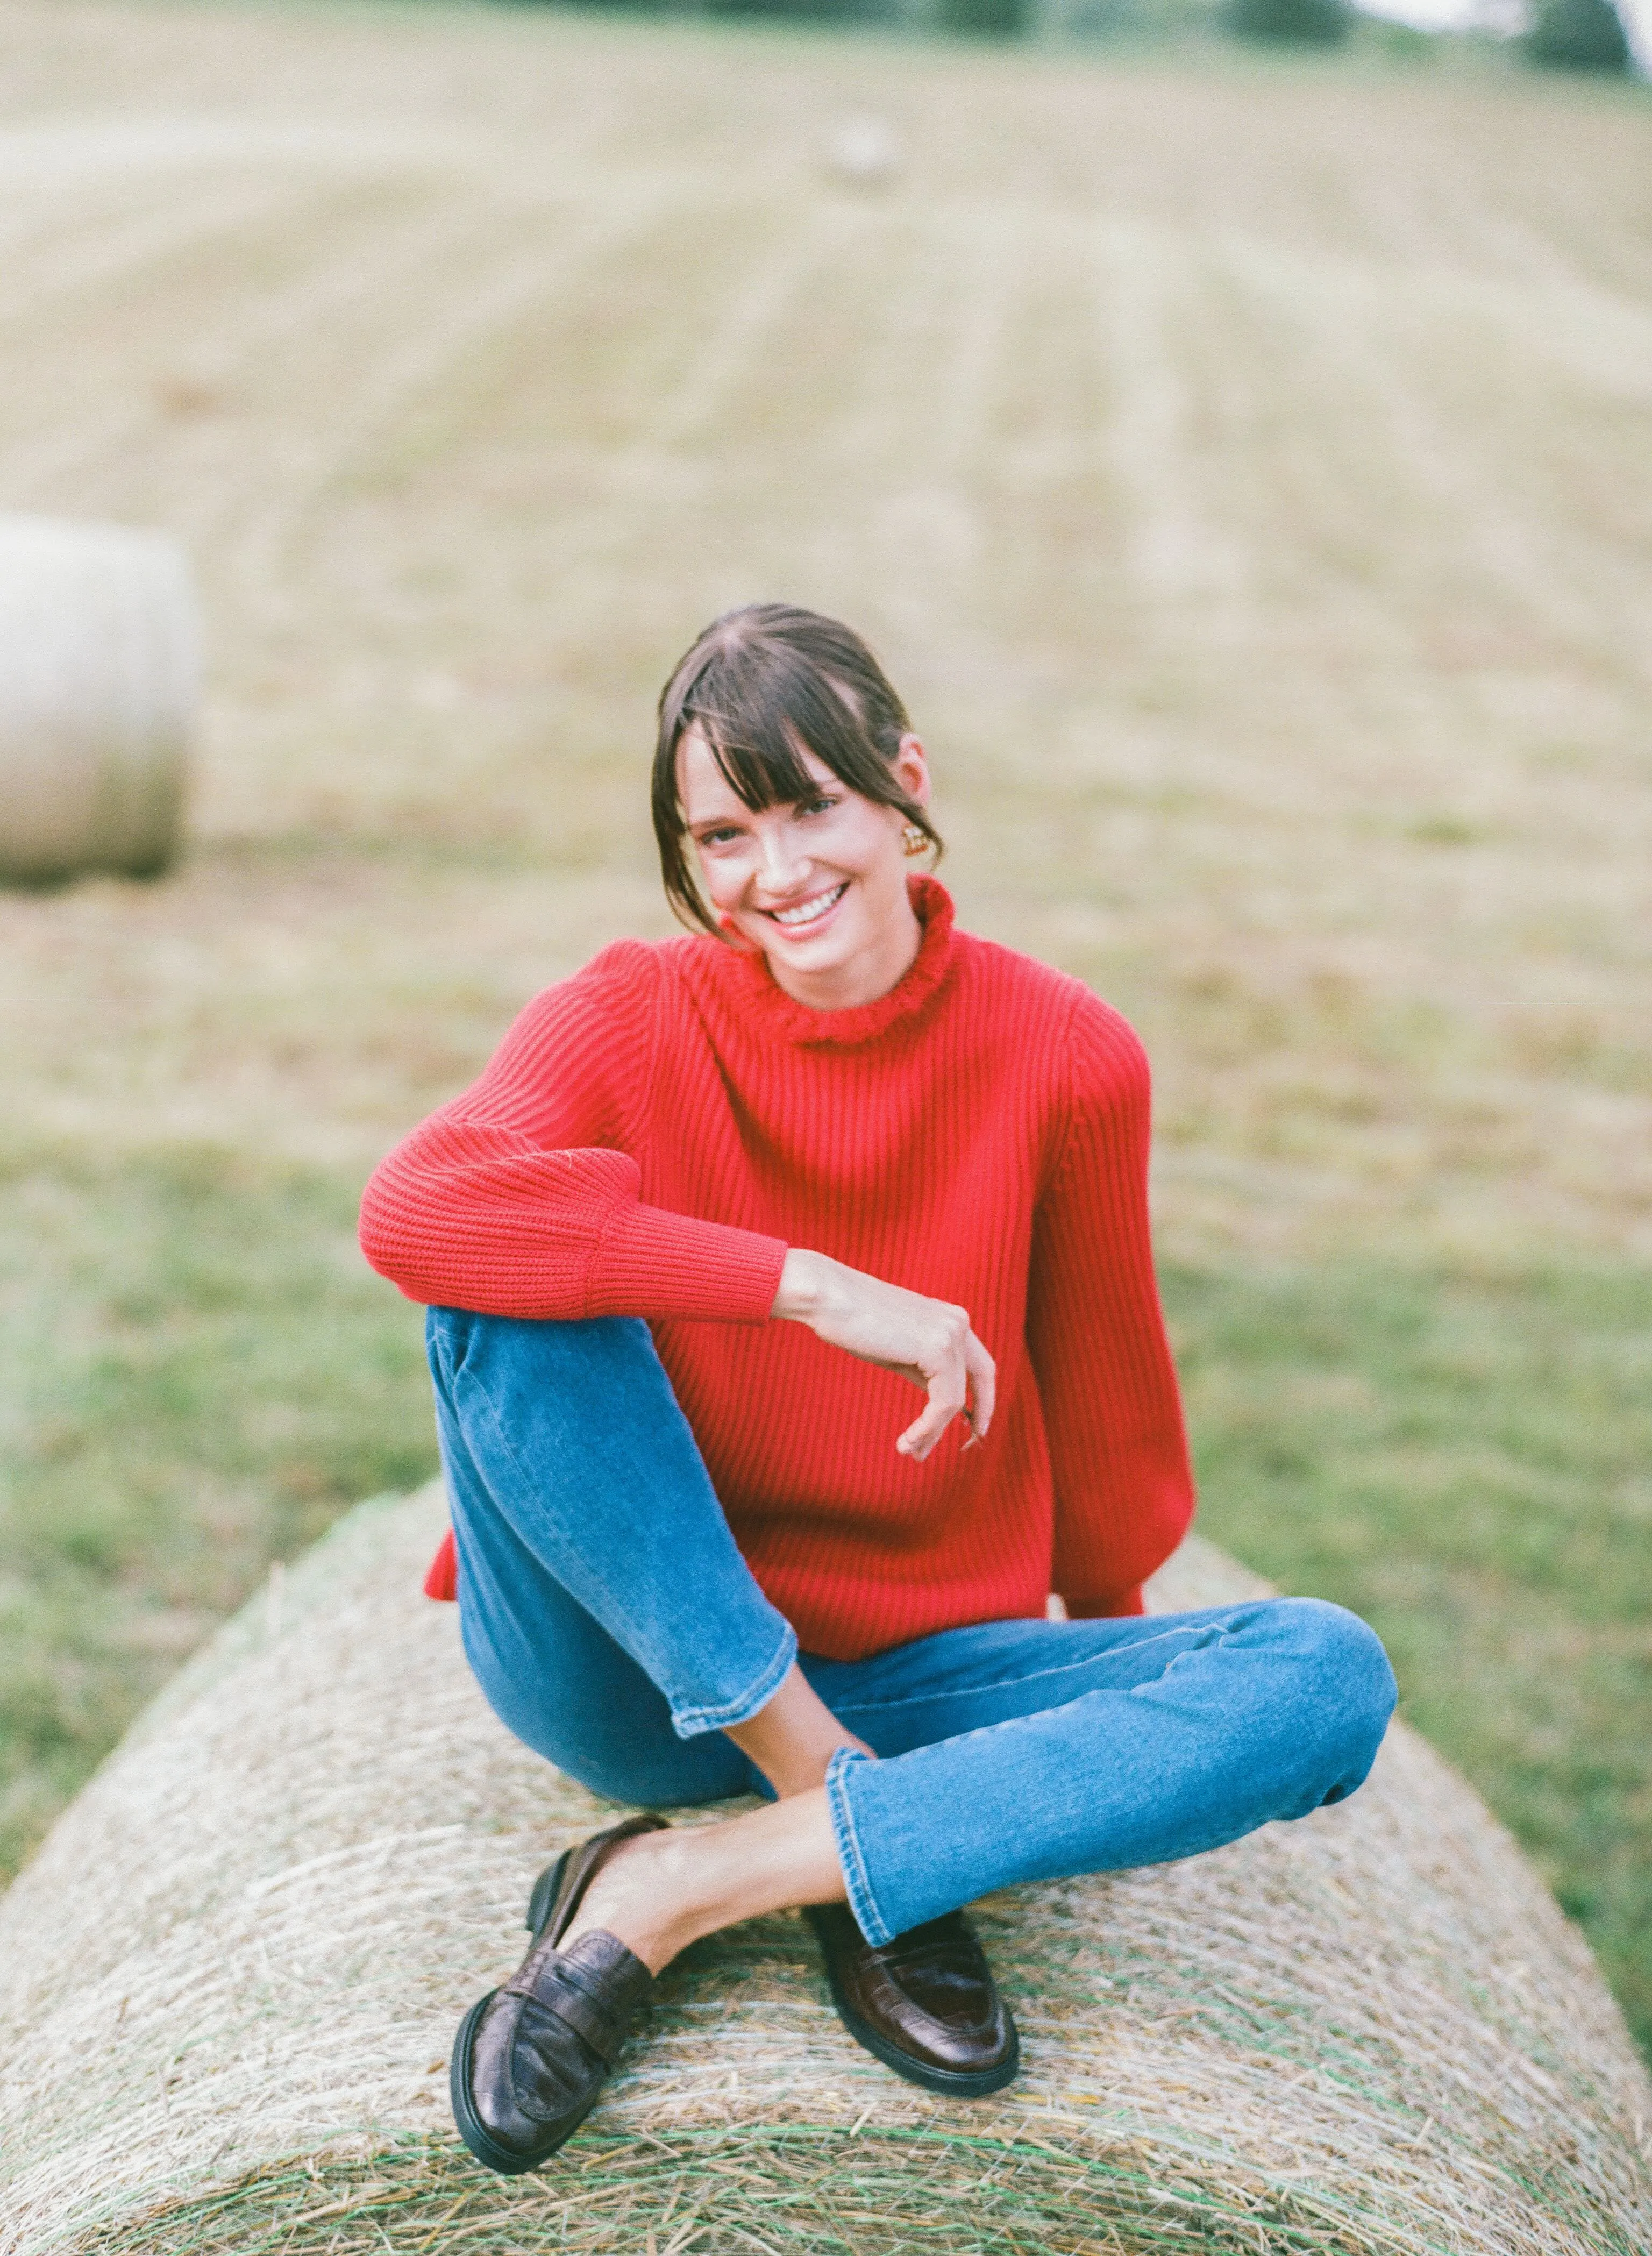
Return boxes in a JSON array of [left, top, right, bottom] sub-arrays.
[[586, 1199, 788, 1324]]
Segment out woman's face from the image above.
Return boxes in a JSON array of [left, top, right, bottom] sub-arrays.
[[678, 725, 931, 1007]]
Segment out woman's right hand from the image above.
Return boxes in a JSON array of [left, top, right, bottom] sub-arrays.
[[771, 1248, 996, 1462]]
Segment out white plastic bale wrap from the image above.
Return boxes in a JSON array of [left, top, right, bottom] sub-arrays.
[[0, 1486, 1647, 2255], [0, 515, 197, 884]]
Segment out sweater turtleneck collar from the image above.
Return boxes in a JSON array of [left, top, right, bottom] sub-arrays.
[[716, 876, 958, 1050]]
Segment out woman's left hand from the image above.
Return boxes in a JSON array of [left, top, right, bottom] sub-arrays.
[[771, 1247, 996, 1462]]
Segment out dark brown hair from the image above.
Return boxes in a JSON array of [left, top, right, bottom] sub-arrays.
[[652, 603, 942, 936]]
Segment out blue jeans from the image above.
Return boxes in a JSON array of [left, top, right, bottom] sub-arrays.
[[428, 1310, 1396, 1947]]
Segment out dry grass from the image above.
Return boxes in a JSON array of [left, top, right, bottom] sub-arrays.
[[0, 0, 1647, 1263], [0, 1492, 1647, 2255]]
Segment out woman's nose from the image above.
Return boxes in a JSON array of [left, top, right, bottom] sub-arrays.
[[755, 825, 807, 891]]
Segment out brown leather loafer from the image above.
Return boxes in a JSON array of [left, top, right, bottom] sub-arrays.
[[806, 1903, 1019, 2097], [451, 1812, 667, 2174]]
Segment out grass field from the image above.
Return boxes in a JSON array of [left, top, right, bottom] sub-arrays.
[[1, 0, 1648, 2057]]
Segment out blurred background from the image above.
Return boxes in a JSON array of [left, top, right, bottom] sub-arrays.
[[0, 0, 1647, 2063]]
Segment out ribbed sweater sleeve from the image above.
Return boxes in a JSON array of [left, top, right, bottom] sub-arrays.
[[1027, 992, 1195, 1613], [358, 943, 787, 1324]]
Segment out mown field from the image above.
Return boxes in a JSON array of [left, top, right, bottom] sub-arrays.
[[0, 0, 1648, 2055]]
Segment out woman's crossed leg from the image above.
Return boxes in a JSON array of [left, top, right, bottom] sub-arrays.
[[431, 1306, 1395, 1967]]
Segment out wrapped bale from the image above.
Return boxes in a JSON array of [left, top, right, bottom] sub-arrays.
[[0, 1486, 1647, 2255], [0, 515, 197, 885]]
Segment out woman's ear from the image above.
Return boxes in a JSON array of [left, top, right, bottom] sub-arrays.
[[893, 732, 931, 808]]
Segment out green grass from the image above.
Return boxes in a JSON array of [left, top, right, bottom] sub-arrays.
[[0, 1147, 438, 1875], [3, 1145, 1648, 2058]]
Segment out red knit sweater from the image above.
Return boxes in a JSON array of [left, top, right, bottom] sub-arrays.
[[359, 879, 1193, 1660]]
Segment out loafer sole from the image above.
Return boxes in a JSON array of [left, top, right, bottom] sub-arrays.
[[451, 1991, 536, 2175], [815, 1943, 1021, 2098], [448, 1849, 574, 2176]]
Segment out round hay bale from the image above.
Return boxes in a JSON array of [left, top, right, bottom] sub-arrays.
[[0, 1487, 1647, 2256], [0, 514, 197, 885], [822, 116, 903, 190]]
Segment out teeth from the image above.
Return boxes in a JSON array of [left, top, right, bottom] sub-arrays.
[[773, 884, 846, 928]]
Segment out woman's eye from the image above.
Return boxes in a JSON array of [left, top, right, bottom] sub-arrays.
[[698, 827, 742, 847], [800, 796, 838, 817]]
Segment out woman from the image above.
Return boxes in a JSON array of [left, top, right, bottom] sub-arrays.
[[360, 604, 1395, 2178]]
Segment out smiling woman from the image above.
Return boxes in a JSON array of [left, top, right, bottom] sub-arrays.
[[356, 604, 1395, 2180], [651, 604, 942, 1011]]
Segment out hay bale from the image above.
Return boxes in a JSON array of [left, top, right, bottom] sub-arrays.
[[822, 117, 903, 190], [0, 515, 197, 885], [1, 1487, 1647, 2255]]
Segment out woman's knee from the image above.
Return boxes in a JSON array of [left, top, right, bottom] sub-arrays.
[[428, 1307, 651, 1397], [1279, 1597, 1397, 1791], [426, 1312, 676, 1490]]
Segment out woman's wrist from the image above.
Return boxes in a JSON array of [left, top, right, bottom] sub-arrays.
[[771, 1247, 833, 1323]]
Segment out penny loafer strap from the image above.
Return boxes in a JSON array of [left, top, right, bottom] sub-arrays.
[[503, 1947, 640, 2066]]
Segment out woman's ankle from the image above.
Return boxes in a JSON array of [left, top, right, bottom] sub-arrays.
[[762, 1735, 867, 1799], [724, 1664, 873, 1798], [557, 1830, 700, 1973], [557, 1793, 846, 1974]]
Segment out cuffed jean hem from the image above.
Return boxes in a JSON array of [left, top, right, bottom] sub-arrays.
[[668, 1619, 800, 1740], [825, 1746, 893, 1946]]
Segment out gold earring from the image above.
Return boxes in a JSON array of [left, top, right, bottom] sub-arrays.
[[901, 823, 929, 858]]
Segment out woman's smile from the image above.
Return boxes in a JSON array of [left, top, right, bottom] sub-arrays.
[[764, 880, 849, 931]]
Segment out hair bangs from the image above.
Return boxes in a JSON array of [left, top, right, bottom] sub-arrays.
[[692, 698, 818, 816]]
